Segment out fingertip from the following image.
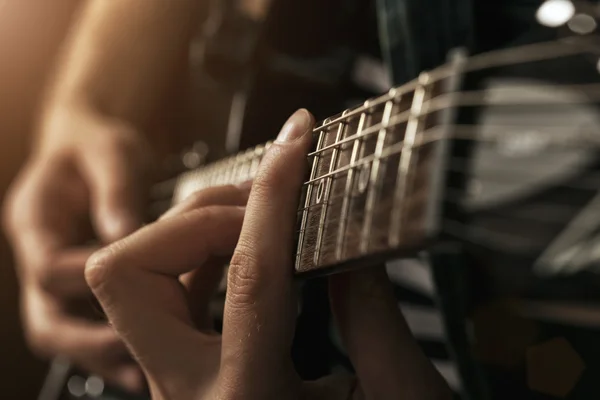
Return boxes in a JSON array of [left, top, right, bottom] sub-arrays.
[[275, 109, 314, 144]]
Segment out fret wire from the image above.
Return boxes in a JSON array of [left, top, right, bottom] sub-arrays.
[[221, 159, 229, 184], [308, 108, 409, 158], [295, 190, 597, 238], [241, 156, 251, 182], [228, 157, 237, 183], [251, 144, 264, 176], [360, 95, 396, 253], [204, 166, 212, 188], [313, 87, 415, 134], [238, 152, 247, 182], [298, 166, 403, 215], [192, 169, 202, 192], [335, 110, 368, 260], [390, 73, 431, 247], [221, 161, 227, 183], [214, 162, 222, 186], [215, 161, 224, 186], [232, 154, 240, 184], [304, 135, 407, 186], [207, 163, 216, 188], [246, 147, 256, 180], [230, 155, 238, 184], [299, 105, 466, 190], [235, 154, 244, 182], [295, 131, 325, 270], [296, 216, 414, 237], [297, 189, 358, 214], [230, 156, 238, 183], [294, 225, 425, 257], [314, 113, 348, 265]]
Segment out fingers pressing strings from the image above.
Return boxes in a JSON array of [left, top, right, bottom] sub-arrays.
[[161, 182, 252, 221], [164, 184, 252, 330], [85, 186, 250, 398], [219, 110, 314, 394]]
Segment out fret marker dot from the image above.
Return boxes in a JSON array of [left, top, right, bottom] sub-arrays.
[[316, 180, 325, 204], [358, 164, 370, 193]]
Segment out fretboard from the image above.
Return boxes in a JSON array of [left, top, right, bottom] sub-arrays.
[[173, 53, 465, 276]]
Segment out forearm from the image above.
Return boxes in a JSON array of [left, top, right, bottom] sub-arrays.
[[43, 0, 202, 133]]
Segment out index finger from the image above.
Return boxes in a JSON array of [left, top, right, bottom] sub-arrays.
[[6, 160, 95, 296], [220, 110, 314, 379]]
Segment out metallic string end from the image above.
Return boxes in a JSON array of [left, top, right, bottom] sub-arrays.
[[388, 87, 399, 103], [341, 108, 352, 124], [417, 71, 432, 87]]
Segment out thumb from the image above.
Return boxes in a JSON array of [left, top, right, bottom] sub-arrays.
[[79, 133, 151, 242]]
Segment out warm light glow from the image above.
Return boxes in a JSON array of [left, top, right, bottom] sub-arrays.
[[567, 13, 597, 34], [536, 0, 576, 27]]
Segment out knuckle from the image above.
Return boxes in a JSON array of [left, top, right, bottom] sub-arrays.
[[227, 243, 263, 307], [84, 246, 122, 293]]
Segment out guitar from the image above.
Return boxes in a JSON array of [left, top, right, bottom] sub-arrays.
[[40, 12, 600, 400]]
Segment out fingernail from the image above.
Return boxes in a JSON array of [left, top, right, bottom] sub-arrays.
[[276, 109, 312, 143]]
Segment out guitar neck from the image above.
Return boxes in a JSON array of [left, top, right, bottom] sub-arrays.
[[173, 52, 466, 276]]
